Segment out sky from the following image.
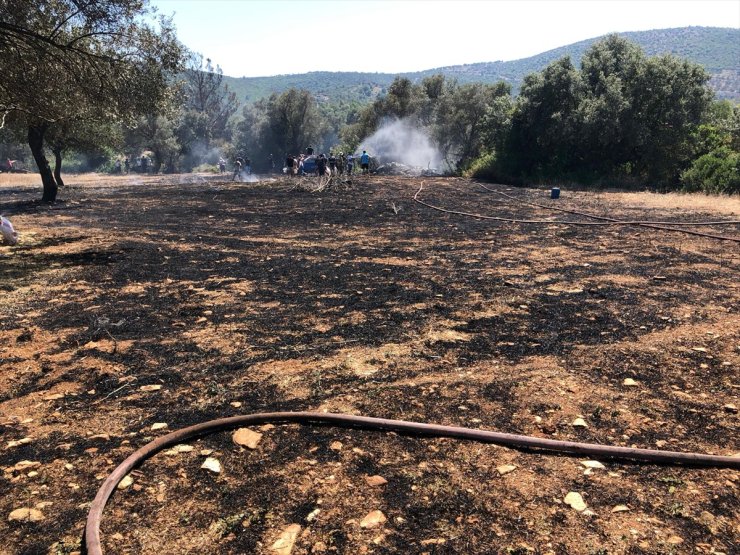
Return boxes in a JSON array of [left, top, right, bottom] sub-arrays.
[[150, 0, 740, 78]]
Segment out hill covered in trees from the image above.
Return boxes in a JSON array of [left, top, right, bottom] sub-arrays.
[[223, 27, 740, 103]]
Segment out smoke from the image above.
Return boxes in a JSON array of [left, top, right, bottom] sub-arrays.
[[360, 118, 442, 169]]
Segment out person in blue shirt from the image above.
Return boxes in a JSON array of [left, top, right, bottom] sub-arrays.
[[346, 153, 354, 175], [360, 150, 370, 174]]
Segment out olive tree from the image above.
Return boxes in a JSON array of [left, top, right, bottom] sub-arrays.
[[0, 0, 184, 201]]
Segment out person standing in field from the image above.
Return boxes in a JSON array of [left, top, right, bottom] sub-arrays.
[[346, 153, 354, 175], [285, 153, 295, 176], [233, 158, 243, 181], [360, 150, 370, 174], [328, 152, 337, 176], [337, 152, 345, 175], [317, 153, 327, 177]]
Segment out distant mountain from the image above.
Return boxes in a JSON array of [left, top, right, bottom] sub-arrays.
[[223, 27, 740, 104]]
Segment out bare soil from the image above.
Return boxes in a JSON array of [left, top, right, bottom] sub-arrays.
[[1, 175, 738, 555]]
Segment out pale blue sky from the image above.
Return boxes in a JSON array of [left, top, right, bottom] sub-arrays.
[[150, 0, 740, 77]]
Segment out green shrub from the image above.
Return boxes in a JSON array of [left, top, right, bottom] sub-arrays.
[[192, 163, 219, 173], [681, 147, 740, 194], [466, 152, 511, 182]]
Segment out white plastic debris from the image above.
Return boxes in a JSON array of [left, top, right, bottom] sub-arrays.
[[0, 216, 18, 245]]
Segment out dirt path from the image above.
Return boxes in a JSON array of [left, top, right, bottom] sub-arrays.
[[1, 176, 738, 555]]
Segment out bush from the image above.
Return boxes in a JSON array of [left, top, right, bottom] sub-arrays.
[[465, 152, 514, 182], [681, 147, 740, 194], [192, 163, 219, 173]]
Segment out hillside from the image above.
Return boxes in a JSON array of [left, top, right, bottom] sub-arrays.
[[223, 27, 740, 104]]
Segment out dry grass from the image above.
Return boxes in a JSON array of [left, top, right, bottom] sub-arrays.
[[0, 172, 218, 190], [598, 190, 740, 216]]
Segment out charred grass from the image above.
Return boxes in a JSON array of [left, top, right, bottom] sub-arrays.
[[0, 175, 738, 555]]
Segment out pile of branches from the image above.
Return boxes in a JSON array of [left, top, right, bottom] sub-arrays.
[[291, 175, 353, 193]]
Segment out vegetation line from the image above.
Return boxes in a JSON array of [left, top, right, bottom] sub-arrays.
[[477, 183, 740, 226], [412, 182, 740, 243]]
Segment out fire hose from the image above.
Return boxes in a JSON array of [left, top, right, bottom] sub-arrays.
[[412, 182, 740, 243], [86, 411, 739, 554], [476, 182, 740, 243]]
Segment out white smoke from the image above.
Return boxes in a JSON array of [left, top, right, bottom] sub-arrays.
[[360, 118, 443, 169]]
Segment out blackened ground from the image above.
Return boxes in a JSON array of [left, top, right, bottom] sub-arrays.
[[0, 175, 738, 555]]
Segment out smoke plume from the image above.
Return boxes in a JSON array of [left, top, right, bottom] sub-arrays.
[[360, 119, 442, 169]]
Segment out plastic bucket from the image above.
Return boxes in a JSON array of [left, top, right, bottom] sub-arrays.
[[550, 187, 560, 199]]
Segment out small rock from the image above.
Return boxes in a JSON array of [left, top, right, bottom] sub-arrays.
[[13, 461, 41, 472], [611, 505, 630, 513], [233, 428, 262, 449], [666, 535, 683, 545], [723, 403, 738, 414], [8, 508, 44, 522], [139, 384, 162, 392], [173, 444, 194, 453], [200, 449, 213, 456], [230, 401, 242, 408], [201, 457, 222, 473], [271, 523, 301, 554], [88, 434, 110, 441], [655, 440, 668, 448], [622, 378, 638, 387], [360, 510, 387, 529], [117, 475, 134, 490], [496, 464, 517, 476], [44, 393, 65, 401], [7, 437, 32, 448], [564, 492, 587, 512], [365, 475, 388, 487], [580, 461, 606, 470], [306, 508, 321, 522], [150, 423, 168, 431], [329, 441, 343, 451], [571, 418, 588, 428]]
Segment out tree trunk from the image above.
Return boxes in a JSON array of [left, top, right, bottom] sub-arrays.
[[52, 146, 65, 188], [28, 124, 58, 202]]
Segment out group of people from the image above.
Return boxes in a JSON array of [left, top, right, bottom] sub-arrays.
[[283, 149, 371, 177], [232, 155, 252, 180], [226, 148, 371, 180], [112, 156, 150, 174]]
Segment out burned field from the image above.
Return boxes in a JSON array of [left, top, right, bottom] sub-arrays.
[[0, 175, 738, 555]]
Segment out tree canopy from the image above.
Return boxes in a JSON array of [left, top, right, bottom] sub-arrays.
[[0, 0, 184, 200]]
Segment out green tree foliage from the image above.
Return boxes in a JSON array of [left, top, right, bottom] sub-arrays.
[[233, 88, 324, 171], [505, 57, 584, 178], [433, 82, 512, 169], [0, 0, 184, 201], [182, 54, 239, 149], [498, 35, 713, 187], [342, 75, 513, 169], [681, 146, 740, 194]]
